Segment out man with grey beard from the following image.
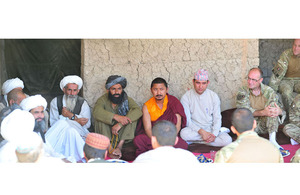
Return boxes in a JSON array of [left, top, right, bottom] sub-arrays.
[[47, 75, 91, 162]]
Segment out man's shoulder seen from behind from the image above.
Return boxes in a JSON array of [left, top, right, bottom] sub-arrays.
[[134, 146, 199, 163]]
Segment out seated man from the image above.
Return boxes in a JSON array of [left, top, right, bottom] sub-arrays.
[[0, 77, 25, 112], [83, 133, 110, 163], [214, 108, 283, 163], [236, 68, 288, 156], [20, 95, 48, 143], [0, 88, 26, 144], [20, 94, 76, 162], [93, 75, 142, 159], [269, 39, 300, 113], [133, 120, 199, 163], [180, 69, 232, 146], [283, 94, 300, 145], [48, 75, 91, 162], [134, 77, 188, 157]]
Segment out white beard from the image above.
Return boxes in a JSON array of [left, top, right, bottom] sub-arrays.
[[65, 95, 78, 112]]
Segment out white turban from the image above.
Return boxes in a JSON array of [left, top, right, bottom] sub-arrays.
[[20, 95, 47, 111], [60, 75, 83, 91], [2, 78, 24, 95], [1, 109, 35, 143]]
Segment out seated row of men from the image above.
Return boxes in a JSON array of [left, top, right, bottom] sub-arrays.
[[0, 66, 299, 162]]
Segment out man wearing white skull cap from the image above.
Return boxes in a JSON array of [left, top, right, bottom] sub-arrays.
[[48, 75, 91, 162]]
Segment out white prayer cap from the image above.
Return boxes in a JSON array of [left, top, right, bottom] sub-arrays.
[[20, 94, 47, 111], [15, 132, 43, 154], [59, 75, 83, 91], [2, 78, 24, 95], [1, 109, 35, 142]]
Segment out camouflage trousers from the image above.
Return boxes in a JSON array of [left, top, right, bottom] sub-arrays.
[[283, 123, 300, 143], [254, 116, 279, 134], [278, 79, 300, 111], [291, 149, 300, 163]]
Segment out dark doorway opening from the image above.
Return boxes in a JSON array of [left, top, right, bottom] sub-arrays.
[[2, 39, 81, 107]]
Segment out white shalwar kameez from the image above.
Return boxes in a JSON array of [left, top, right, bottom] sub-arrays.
[[180, 89, 232, 146], [46, 95, 91, 161]]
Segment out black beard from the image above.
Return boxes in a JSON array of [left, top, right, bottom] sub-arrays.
[[34, 118, 46, 133], [108, 91, 124, 104]]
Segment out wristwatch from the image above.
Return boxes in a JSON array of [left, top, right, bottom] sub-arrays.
[[71, 114, 76, 120]]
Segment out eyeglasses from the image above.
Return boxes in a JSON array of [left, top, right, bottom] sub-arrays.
[[247, 77, 260, 82]]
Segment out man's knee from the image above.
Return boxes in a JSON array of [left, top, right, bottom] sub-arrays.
[[217, 132, 232, 145], [179, 127, 194, 141]]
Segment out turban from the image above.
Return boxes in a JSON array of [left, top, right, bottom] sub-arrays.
[[105, 75, 127, 90], [194, 69, 209, 81], [15, 132, 43, 154], [85, 133, 110, 150], [2, 78, 24, 95], [60, 75, 83, 91], [20, 94, 47, 111], [1, 109, 35, 143]]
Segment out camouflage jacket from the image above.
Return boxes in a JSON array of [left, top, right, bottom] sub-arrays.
[[269, 48, 293, 91], [214, 131, 284, 163], [289, 94, 300, 126], [236, 83, 286, 122]]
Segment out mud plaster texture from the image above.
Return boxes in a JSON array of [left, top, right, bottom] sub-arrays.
[[81, 39, 259, 111]]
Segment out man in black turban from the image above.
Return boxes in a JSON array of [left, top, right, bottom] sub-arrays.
[[93, 75, 142, 159]]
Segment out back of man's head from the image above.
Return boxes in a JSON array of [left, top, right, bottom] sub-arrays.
[[231, 108, 254, 133], [84, 133, 110, 160], [152, 120, 177, 146], [151, 77, 168, 88], [15, 132, 44, 163], [7, 88, 25, 106]]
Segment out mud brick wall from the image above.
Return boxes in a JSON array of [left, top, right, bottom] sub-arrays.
[[82, 39, 259, 111]]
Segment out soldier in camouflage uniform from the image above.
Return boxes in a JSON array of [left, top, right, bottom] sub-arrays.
[[236, 68, 289, 156], [269, 39, 300, 114], [283, 94, 300, 144], [214, 108, 283, 163]]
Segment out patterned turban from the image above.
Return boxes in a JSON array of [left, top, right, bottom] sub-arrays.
[[194, 69, 209, 81], [60, 75, 83, 91], [20, 94, 47, 111], [105, 75, 127, 90], [2, 78, 24, 95], [85, 133, 110, 150]]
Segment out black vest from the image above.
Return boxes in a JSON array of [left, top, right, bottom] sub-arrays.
[[56, 95, 85, 115]]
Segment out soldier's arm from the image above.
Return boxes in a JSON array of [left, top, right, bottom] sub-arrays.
[[269, 49, 291, 91]]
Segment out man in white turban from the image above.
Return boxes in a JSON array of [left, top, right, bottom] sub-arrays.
[[0, 78, 25, 112], [48, 75, 91, 162], [20, 95, 48, 142], [20, 94, 77, 162]]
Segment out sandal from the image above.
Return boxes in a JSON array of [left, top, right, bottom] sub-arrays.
[[196, 154, 213, 163]]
